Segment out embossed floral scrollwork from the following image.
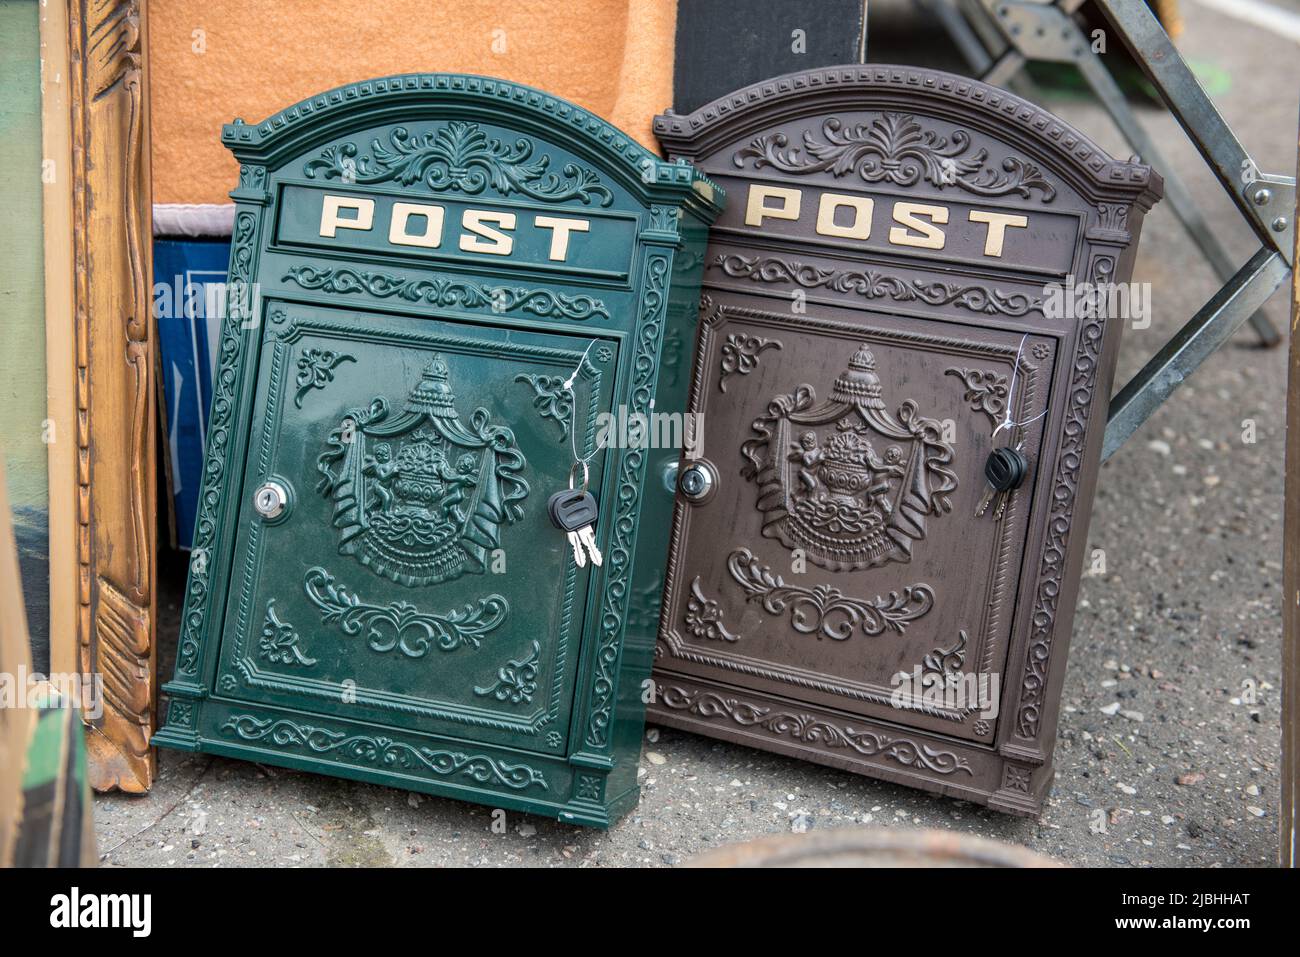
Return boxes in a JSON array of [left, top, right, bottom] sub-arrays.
[[283, 265, 609, 321], [727, 548, 934, 639], [920, 630, 968, 680], [258, 600, 317, 667], [303, 566, 507, 658], [733, 112, 1056, 201], [657, 687, 972, 775], [944, 366, 1008, 431], [719, 333, 782, 392], [713, 254, 1042, 318], [514, 373, 574, 440], [684, 578, 739, 642], [220, 715, 548, 790], [473, 640, 541, 705], [304, 121, 614, 207], [294, 348, 355, 409]]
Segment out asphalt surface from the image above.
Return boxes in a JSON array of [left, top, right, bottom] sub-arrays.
[[96, 0, 1298, 867]]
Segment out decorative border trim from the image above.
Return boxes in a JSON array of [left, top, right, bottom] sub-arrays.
[[713, 253, 1044, 318], [220, 714, 548, 791], [63, 0, 158, 793], [657, 686, 973, 776], [584, 253, 670, 748], [176, 210, 257, 676], [1015, 254, 1113, 739], [282, 265, 610, 321]]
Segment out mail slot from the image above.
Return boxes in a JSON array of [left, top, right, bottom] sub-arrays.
[[651, 66, 1161, 815], [153, 74, 721, 827]]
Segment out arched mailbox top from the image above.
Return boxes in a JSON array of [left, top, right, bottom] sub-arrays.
[[654, 64, 1161, 210], [221, 72, 723, 217]]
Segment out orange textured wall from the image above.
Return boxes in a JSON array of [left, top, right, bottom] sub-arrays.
[[149, 0, 676, 206]]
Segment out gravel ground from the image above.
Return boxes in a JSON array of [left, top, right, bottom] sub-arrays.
[[96, 0, 1298, 867]]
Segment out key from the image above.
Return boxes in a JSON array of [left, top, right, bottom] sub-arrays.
[[576, 526, 602, 566], [548, 488, 602, 567], [993, 489, 1011, 521], [975, 445, 1029, 519]]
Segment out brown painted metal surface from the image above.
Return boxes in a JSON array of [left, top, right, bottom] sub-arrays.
[[652, 65, 1161, 816]]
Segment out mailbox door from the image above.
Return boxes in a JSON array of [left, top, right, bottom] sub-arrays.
[[658, 294, 1053, 745], [212, 300, 617, 758]]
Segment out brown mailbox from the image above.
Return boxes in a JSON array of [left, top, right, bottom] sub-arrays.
[[652, 66, 1161, 815]]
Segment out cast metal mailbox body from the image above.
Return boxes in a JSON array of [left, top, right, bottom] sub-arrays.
[[652, 66, 1160, 815], [154, 74, 720, 827]]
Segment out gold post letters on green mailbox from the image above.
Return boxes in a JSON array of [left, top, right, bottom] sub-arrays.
[[153, 74, 722, 827]]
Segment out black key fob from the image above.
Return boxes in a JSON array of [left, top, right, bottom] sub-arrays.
[[984, 446, 1029, 492], [547, 489, 598, 532]]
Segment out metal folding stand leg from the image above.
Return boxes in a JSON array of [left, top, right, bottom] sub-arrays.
[[969, 0, 1282, 351], [1093, 0, 1294, 457], [925, 0, 1294, 457], [1104, 247, 1290, 459]]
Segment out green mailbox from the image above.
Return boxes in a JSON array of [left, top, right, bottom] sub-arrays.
[[153, 74, 721, 827]]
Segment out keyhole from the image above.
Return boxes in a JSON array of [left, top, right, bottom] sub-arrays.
[[253, 480, 289, 519], [679, 462, 717, 503]]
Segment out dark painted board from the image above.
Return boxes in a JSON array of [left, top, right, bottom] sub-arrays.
[[154, 239, 229, 550], [673, 0, 865, 114]]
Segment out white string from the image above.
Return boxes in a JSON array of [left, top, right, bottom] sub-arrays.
[[993, 333, 1050, 441], [559, 340, 607, 478]]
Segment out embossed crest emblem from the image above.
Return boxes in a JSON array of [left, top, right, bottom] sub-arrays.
[[316, 354, 529, 586], [740, 343, 957, 572]]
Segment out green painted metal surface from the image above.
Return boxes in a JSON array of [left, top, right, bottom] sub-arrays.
[[153, 74, 721, 827]]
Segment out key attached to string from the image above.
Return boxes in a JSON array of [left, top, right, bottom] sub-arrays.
[[548, 462, 602, 567], [974, 333, 1047, 520], [546, 342, 606, 567], [974, 442, 1028, 519]]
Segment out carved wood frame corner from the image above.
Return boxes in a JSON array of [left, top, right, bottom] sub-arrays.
[[46, 0, 157, 793]]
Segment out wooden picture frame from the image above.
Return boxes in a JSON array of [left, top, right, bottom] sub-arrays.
[[43, 0, 157, 793]]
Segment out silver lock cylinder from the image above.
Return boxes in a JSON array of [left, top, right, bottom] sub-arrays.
[[253, 480, 290, 520], [678, 460, 717, 503]]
